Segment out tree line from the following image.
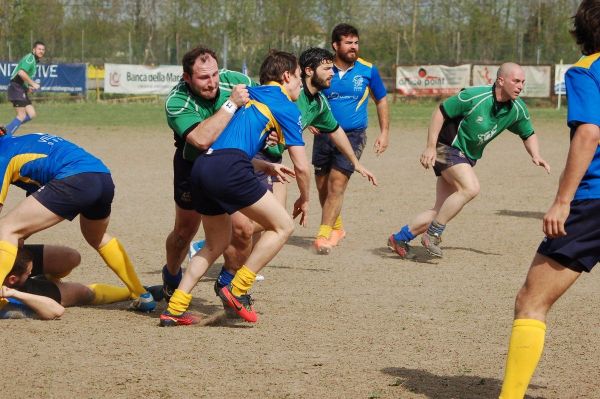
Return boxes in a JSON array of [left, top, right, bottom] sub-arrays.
[[0, 0, 584, 77]]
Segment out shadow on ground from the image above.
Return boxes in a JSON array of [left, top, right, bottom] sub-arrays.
[[381, 367, 547, 399]]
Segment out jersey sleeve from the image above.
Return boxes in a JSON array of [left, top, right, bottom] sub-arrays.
[[440, 89, 472, 119], [165, 92, 202, 139], [311, 95, 339, 133], [278, 104, 304, 147], [0, 158, 13, 205], [508, 100, 535, 139], [369, 65, 387, 101], [566, 67, 600, 128]]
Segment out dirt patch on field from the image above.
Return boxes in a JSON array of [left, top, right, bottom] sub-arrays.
[[1, 118, 597, 399]]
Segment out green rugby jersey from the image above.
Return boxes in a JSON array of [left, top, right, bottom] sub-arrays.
[[165, 69, 256, 161], [10, 53, 38, 88], [439, 85, 534, 160], [264, 87, 339, 157]]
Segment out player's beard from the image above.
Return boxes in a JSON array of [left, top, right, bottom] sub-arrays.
[[311, 74, 331, 91], [338, 50, 357, 64]]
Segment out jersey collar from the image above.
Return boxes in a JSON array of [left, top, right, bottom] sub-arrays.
[[265, 81, 291, 100], [491, 83, 513, 113]]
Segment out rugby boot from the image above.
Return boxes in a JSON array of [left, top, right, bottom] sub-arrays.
[[421, 232, 443, 257]]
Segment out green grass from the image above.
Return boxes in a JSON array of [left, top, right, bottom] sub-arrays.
[[0, 97, 568, 129]]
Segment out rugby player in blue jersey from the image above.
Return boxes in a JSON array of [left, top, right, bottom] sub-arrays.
[[500, 1, 600, 397], [160, 50, 309, 326], [0, 130, 157, 312], [313, 23, 389, 254]]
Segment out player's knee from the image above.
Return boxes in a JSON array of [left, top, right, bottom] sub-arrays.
[[514, 286, 550, 319], [461, 184, 480, 201], [280, 216, 295, 238], [64, 248, 82, 270], [232, 220, 254, 242]]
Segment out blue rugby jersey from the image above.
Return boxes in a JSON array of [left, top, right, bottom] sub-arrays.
[[566, 53, 600, 200], [210, 83, 304, 157], [322, 58, 387, 132], [0, 133, 109, 203]]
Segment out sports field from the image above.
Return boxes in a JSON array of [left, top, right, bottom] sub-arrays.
[[0, 101, 596, 399]]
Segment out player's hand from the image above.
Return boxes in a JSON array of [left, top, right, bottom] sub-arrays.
[[307, 126, 321, 136], [354, 163, 378, 186], [373, 133, 389, 155], [292, 198, 309, 227], [266, 129, 279, 146], [30, 82, 40, 91], [420, 147, 437, 169], [229, 84, 250, 108], [543, 201, 570, 238], [0, 285, 16, 298], [267, 163, 296, 183], [532, 156, 551, 174]]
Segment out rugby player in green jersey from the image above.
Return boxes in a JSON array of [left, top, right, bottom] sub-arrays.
[[163, 46, 282, 306], [4, 41, 45, 135], [389, 63, 550, 258]]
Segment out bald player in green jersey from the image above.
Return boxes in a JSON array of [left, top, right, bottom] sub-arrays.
[[388, 62, 551, 259], [162, 46, 257, 302]]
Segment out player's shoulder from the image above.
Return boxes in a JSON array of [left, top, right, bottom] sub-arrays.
[[455, 85, 493, 102], [512, 97, 531, 120], [356, 58, 374, 69], [219, 69, 253, 87], [22, 53, 36, 64], [572, 53, 600, 70]]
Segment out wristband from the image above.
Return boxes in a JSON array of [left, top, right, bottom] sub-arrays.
[[221, 99, 238, 114]]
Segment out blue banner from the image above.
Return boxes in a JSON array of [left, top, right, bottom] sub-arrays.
[[0, 61, 86, 94]]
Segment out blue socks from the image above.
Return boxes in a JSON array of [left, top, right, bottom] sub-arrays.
[[216, 267, 235, 289], [5, 115, 31, 136], [427, 220, 446, 237], [393, 225, 415, 242], [162, 264, 182, 288]]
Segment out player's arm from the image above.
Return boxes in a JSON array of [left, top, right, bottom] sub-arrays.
[[420, 106, 445, 169], [329, 127, 377, 186], [0, 286, 64, 320], [544, 123, 600, 238], [185, 84, 249, 151], [17, 70, 39, 90], [522, 134, 550, 173], [371, 94, 390, 155], [287, 145, 310, 227]]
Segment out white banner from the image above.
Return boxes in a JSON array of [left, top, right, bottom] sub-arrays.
[[395, 64, 471, 96], [554, 64, 572, 95], [472, 65, 551, 97], [104, 63, 182, 94]]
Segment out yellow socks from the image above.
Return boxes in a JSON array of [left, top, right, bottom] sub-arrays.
[[98, 238, 146, 297], [333, 215, 343, 230], [316, 224, 333, 240], [88, 284, 131, 305], [499, 319, 546, 399], [0, 241, 18, 285], [231, 265, 256, 297], [167, 289, 192, 316]]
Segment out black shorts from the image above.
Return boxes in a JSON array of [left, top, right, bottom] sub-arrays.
[[312, 129, 366, 176], [253, 149, 282, 192], [32, 173, 114, 221], [22, 244, 45, 276], [7, 81, 32, 107], [191, 149, 267, 215], [21, 276, 62, 303], [537, 199, 600, 272], [433, 143, 477, 177], [173, 146, 196, 210]]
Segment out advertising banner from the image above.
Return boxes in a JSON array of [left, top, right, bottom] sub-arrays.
[[104, 63, 182, 94], [395, 64, 471, 96], [472, 65, 551, 97], [0, 61, 86, 93], [554, 64, 572, 95]]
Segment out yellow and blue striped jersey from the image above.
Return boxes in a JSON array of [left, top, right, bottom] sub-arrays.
[[210, 83, 304, 157], [0, 133, 109, 204]]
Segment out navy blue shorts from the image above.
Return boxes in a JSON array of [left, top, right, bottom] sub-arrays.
[[7, 81, 31, 107], [32, 173, 114, 221], [173, 146, 195, 210], [191, 149, 267, 215], [312, 129, 366, 176], [433, 143, 477, 177], [537, 199, 600, 273], [253, 149, 281, 192]]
